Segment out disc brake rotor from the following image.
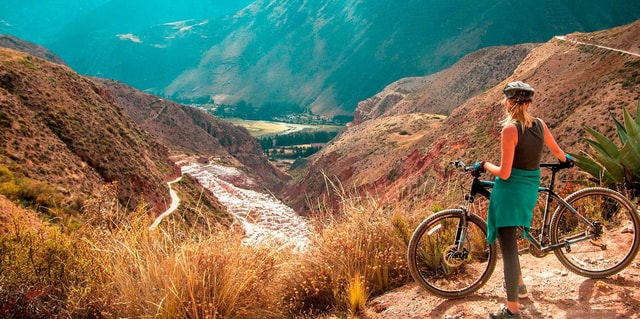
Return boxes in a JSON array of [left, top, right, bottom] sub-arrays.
[[442, 244, 467, 268]]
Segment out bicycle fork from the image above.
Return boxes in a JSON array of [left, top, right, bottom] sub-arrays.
[[441, 209, 471, 268], [454, 212, 469, 251]]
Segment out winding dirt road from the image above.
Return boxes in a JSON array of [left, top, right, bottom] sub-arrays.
[[148, 175, 182, 230]]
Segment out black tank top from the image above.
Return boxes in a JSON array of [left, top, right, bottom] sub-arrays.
[[513, 118, 544, 170]]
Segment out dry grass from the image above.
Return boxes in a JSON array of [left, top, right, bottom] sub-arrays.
[[279, 179, 410, 317], [0, 182, 412, 318]]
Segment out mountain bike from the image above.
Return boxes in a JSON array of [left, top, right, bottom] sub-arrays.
[[407, 159, 640, 299]]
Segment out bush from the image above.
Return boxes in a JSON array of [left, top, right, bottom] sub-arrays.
[[0, 222, 102, 318], [0, 166, 64, 215], [571, 100, 640, 199]]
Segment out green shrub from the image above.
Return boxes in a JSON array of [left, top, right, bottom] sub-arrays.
[[571, 100, 640, 198], [0, 166, 64, 215]]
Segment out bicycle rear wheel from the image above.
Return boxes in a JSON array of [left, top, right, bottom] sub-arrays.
[[407, 209, 497, 299], [550, 187, 640, 278]]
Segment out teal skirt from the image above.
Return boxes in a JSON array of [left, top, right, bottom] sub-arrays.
[[486, 168, 540, 244]]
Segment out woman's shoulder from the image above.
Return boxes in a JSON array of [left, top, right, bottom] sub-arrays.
[[535, 117, 548, 126], [502, 122, 518, 134]]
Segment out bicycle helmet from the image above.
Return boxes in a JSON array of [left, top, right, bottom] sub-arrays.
[[503, 81, 535, 102]]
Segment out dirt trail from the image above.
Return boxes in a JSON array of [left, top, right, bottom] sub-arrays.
[[149, 176, 182, 230], [554, 35, 640, 57], [367, 253, 640, 318]]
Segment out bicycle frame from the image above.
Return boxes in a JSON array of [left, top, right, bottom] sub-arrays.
[[460, 162, 601, 255], [522, 164, 601, 254]]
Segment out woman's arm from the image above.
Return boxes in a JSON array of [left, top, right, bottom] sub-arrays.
[[484, 124, 517, 180], [540, 119, 568, 161]]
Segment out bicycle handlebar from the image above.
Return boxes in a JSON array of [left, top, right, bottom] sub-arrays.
[[452, 159, 474, 172], [452, 158, 572, 175]]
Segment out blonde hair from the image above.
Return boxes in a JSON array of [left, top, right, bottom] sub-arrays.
[[500, 99, 535, 131]]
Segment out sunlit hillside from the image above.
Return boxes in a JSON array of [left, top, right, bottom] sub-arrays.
[[0, 188, 410, 318], [285, 19, 640, 214]]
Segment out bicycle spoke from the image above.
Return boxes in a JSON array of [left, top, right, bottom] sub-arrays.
[[551, 188, 640, 278], [408, 210, 496, 298]]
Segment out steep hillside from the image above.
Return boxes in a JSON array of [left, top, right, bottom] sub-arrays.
[[285, 113, 446, 213], [0, 35, 66, 65], [96, 78, 290, 192], [4, 1, 638, 117], [0, 47, 176, 214], [354, 44, 538, 123], [442, 21, 640, 165], [163, 1, 640, 115], [284, 20, 640, 213]]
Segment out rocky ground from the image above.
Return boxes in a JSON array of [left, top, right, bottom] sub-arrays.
[[367, 253, 640, 318]]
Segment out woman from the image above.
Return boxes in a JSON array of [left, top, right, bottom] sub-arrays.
[[473, 81, 573, 319]]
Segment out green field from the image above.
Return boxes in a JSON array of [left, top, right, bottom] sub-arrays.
[[228, 119, 343, 137]]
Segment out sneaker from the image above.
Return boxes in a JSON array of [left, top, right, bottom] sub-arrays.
[[503, 282, 529, 299], [489, 305, 522, 319]]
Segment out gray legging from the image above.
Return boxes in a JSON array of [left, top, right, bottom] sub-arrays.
[[498, 226, 520, 302]]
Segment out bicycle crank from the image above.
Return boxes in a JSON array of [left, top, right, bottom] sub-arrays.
[[528, 243, 548, 258]]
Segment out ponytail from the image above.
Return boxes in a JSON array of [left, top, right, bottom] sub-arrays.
[[501, 99, 534, 131]]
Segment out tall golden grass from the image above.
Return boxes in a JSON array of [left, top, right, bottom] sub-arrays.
[[0, 181, 413, 318]]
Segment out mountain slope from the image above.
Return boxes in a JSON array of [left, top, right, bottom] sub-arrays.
[[0, 34, 66, 65], [353, 44, 538, 123], [3, 1, 639, 117], [37, 1, 254, 92], [284, 20, 640, 213], [163, 0, 640, 115], [0, 35, 292, 225], [0, 0, 111, 44], [96, 78, 290, 192], [0, 47, 176, 214]]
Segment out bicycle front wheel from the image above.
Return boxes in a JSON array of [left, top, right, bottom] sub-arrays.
[[407, 209, 497, 299], [550, 187, 640, 278]]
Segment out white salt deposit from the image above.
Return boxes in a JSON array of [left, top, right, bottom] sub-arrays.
[[181, 162, 312, 251]]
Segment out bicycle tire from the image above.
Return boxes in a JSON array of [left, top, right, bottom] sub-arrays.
[[407, 209, 497, 299], [550, 187, 640, 278]]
